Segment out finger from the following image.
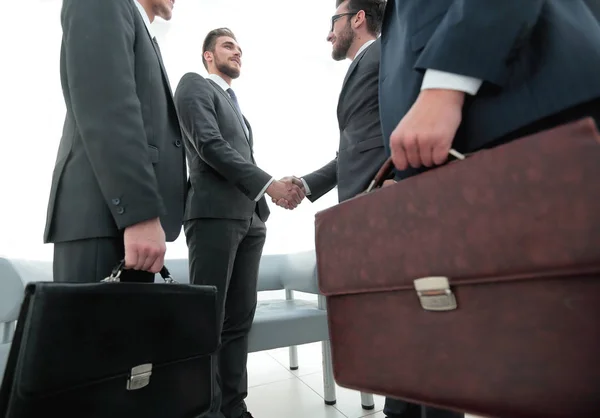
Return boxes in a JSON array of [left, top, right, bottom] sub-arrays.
[[139, 247, 155, 272], [419, 136, 434, 167], [403, 134, 421, 169], [124, 242, 139, 270], [291, 177, 304, 189], [432, 138, 452, 166], [291, 189, 303, 205], [148, 247, 165, 274], [390, 130, 408, 171]]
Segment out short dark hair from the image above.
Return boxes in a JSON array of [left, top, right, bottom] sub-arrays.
[[202, 28, 237, 70], [335, 0, 386, 36]]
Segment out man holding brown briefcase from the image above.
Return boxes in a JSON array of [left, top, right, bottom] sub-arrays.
[[379, 0, 600, 177]]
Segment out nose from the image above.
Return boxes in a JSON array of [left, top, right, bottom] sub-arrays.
[[326, 31, 334, 42]]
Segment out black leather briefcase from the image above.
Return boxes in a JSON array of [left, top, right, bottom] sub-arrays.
[[0, 261, 219, 418]]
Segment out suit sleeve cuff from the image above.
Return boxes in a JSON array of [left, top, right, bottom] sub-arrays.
[[421, 69, 483, 96], [300, 178, 312, 196], [254, 177, 275, 201]]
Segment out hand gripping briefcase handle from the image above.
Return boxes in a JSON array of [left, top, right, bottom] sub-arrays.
[[101, 259, 177, 283], [364, 148, 467, 193]]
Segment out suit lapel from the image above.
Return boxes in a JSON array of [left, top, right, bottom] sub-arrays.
[[340, 45, 369, 93], [244, 116, 254, 149], [150, 39, 174, 98], [134, 11, 175, 99], [208, 80, 251, 144], [337, 44, 371, 122]]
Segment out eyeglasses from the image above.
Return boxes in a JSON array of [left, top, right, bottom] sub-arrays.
[[330, 10, 371, 32]]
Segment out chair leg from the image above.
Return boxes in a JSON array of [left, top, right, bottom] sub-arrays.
[[361, 392, 375, 410], [288, 345, 299, 370], [321, 339, 337, 405]]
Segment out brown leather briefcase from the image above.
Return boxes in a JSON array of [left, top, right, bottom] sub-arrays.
[[314, 118, 600, 418]]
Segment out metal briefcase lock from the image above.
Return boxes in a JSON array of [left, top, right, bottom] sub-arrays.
[[127, 363, 153, 390], [414, 276, 457, 312]]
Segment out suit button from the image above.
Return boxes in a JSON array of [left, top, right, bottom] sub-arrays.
[[174, 140, 182, 147], [116, 207, 125, 215], [112, 198, 120, 205]]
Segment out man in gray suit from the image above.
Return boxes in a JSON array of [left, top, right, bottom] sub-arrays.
[[174, 28, 304, 418], [276, 0, 390, 207], [44, 0, 186, 283], [279, 2, 460, 417], [380, 0, 600, 178]]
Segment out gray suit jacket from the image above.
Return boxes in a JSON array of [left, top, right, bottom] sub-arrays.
[[174, 74, 271, 222], [44, 0, 186, 243], [380, 0, 600, 179], [303, 39, 388, 203]]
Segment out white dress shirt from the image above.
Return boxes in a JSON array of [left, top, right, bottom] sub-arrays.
[[354, 38, 376, 59], [206, 73, 273, 201], [421, 69, 482, 96], [133, 0, 154, 38]]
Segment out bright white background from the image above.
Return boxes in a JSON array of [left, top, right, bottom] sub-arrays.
[[0, 0, 351, 260]]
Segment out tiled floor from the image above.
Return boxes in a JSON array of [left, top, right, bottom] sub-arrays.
[[246, 342, 482, 418]]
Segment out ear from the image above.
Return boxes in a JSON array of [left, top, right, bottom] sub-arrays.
[[353, 10, 366, 28], [203, 50, 213, 64]]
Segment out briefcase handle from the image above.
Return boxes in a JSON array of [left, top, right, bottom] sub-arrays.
[[101, 259, 177, 284], [364, 148, 467, 193]]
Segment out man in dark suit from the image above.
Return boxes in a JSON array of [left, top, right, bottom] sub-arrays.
[[44, 0, 186, 283], [379, 0, 600, 177], [174, 28, 304, 418], [377, 1, 600, 417], [276, 0, 390, 206], [277, 2, 429, 417]]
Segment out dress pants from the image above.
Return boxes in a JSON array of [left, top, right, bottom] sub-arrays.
[[185, 212, 266, 418], [53, 237, 155, 283]]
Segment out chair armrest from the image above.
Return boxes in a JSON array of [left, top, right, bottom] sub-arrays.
[[280, 251, 320, 295], [0, 258, 28, 327]]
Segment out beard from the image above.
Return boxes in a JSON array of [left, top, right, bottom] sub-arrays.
[[332, 22, 355, 61], [216, 58, 241, 79]]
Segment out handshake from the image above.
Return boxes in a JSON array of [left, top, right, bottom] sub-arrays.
[[265, 176, 306, 210]]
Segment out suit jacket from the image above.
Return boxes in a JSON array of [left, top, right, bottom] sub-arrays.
[[303, 39, 388, 203], [174, 74, 271, 223], [44, 0, 186, 243], [380, 0, 600, 176]]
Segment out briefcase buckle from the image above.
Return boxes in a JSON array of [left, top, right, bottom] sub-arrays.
[[127, 363, 153, 390], [414, 276, 457, 312]]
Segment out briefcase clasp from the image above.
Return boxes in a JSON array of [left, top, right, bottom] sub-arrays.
[[414, 276, 457, 312], [127, 363, 153, 390]]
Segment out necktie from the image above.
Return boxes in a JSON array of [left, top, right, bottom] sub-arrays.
[[227, 88, 243, 117], [152, 37, 164, 62]]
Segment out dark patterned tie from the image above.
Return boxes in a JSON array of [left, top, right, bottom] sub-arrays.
[[226, 88, 243, 116], [152, 37, 163, 62]]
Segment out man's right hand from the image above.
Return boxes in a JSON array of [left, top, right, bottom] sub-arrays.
[[266, 179, 305, 209], [123, 217, 166, 273]]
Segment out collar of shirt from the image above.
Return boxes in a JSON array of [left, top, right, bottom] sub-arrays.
[[133, 0, 154, 38], [354, 39, 375, 60], [207, 73, 231, 92]]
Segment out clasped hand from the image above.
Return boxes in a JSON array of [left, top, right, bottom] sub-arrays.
[[266, 176, 305, 210]]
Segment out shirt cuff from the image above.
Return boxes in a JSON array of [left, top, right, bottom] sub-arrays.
[[421, 69, 483, 96], [254, 177, 275, 201], [300, 178, 312, 196]]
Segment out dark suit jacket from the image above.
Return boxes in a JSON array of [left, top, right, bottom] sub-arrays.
[[44, 0, 186, 243], [174, 74, 271, 222], [380, 0, 600, 175], [303, 39, 388, 203]]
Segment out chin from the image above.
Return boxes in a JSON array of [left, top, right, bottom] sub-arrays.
[[157, 4, 173, 21]]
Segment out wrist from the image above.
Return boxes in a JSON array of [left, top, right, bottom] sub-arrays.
[[419, 88, 465, 107]]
